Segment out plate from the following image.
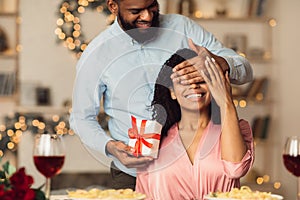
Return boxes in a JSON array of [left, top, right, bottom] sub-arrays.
[[50, 195, 145, 200], [203, 194, 283, 200]]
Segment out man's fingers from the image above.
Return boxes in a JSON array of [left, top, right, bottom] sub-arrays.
[[172, 71, 204, 85], [172, 60, 194, 72], [122, 156, 154, 168], [170, 65, 197, 81]]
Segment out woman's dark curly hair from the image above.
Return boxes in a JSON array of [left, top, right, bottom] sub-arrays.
[[151, 48, 198, 138]]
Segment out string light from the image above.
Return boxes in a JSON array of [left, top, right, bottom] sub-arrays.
[[268, 18, 277, 27], [55, 0, 113, 59], [0, 110, 108, 157], [0, 112, 73, 157], [273, 182, 281, 189], [254, 175, 281, 190]]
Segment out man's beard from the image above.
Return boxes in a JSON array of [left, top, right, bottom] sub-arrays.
[[118, 11, 160, 44]]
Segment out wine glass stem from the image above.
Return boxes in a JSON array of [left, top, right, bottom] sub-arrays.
[[45, 177, 51, 200], [297, 177, 300, 200]]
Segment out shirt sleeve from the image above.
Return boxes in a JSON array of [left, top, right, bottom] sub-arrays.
[[221, 119, 254, 178], [223, 56, 253, 85], [69, 48, 113, 157]]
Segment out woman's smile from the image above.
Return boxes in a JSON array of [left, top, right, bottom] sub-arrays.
[[185, 92, 206, 99]]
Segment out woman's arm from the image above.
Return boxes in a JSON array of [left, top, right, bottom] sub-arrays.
[[201, 56, 247, 162]]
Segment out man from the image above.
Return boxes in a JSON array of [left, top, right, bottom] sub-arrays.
[[70, 0, 253, 190]]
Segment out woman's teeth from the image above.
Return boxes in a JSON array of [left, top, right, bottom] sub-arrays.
[[186, 93, 203, 99]]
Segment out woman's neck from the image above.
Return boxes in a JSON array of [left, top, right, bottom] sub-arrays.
[[178, 109, 210, 131], [177, 109, 210, 165]]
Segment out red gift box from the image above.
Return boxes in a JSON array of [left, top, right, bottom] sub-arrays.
[[128, 115, 162, 158]]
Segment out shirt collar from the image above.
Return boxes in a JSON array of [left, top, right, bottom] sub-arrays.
[[110, 16, 161, 46], [110, 17, 139, 46]]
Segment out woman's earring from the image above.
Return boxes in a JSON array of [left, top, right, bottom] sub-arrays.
[[170, 91, 177, 100]]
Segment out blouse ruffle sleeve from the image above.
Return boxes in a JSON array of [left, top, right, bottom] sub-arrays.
[[221, 119, 255, 178]]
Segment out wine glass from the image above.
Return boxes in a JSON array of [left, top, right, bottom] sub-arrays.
[[33, 133, 65, 199], [283, 136, 300, 200]]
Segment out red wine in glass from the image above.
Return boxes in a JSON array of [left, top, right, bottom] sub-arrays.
[[33, 155, 65, 178], [33, 134, 65, 200], [283, 136, 300, 200], [283, 154, 300, 177]]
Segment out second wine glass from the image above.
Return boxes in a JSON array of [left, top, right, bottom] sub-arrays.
[[282, 136, 300, 200], [33, 133, 65, 200]]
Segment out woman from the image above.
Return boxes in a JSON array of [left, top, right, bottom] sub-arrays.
[[135, 48, 254, 200]]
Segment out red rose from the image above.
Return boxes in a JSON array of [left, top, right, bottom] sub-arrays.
[[11, 188, 36, 200], [9, 167, 34, 190], [0, 163, 45, 200], [1, 190, 15, 200], [24, 189, 36, 200], [7, 167, 36, 200], [0, 184, 5, 196]]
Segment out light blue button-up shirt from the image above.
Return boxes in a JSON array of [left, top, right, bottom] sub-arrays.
[[70, 14, 253, 176]]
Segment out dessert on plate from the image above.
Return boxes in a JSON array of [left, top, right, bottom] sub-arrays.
[[67, 188, 146, 200], [204, 186, 283, 200]]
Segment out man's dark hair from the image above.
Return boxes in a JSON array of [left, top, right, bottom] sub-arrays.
[[151, 48, 198, 138]]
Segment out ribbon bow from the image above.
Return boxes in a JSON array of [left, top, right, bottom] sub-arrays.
[[128, 116, 161, 157]]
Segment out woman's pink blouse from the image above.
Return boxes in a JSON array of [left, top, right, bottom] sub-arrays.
[[136, 120, 254, 200]]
